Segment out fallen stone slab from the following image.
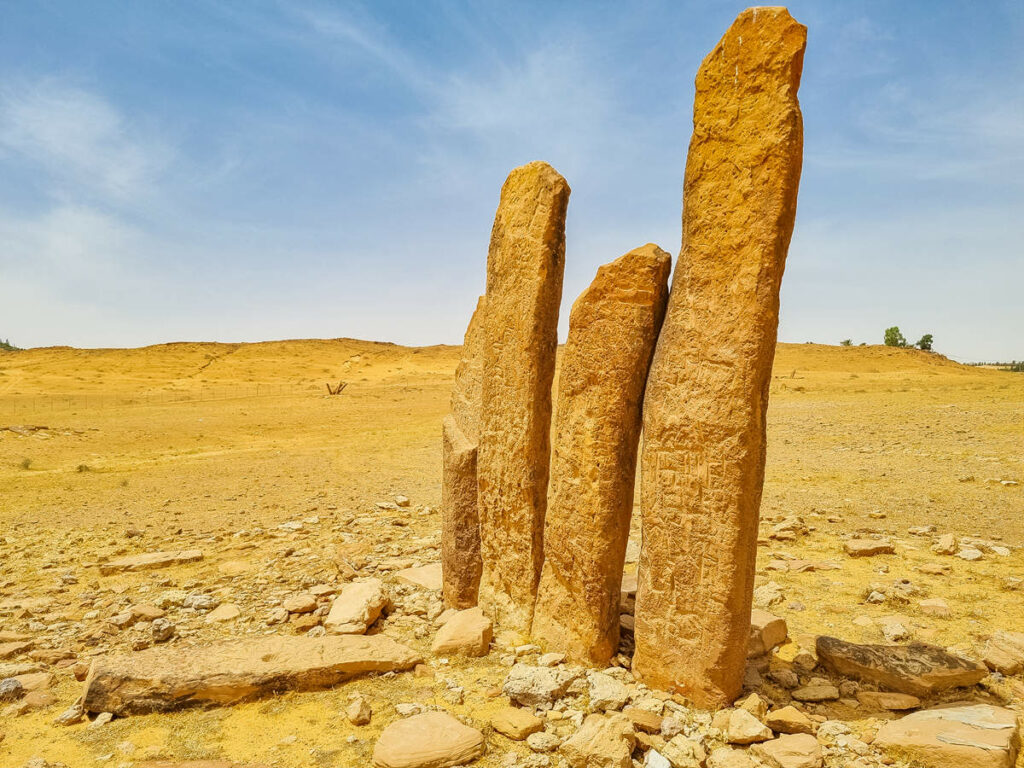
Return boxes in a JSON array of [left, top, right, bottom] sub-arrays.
[[0, 641, 33, 660], [99, 550, 204, 575], [816, 636, 986, 697], [82, 634, 421, 715], [844, 539, 895, 557], [856, 690, 920, 711], [430, 607, 492, 657], [983, 631, 1024, 675], [873, 703, 1020, 768], [490, 706, 544, 740], [372, 711, 485, 768], [396, 563, 443, 591]]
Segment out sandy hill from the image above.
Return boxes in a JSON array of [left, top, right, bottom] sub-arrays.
[[0, 339, 986, 397]]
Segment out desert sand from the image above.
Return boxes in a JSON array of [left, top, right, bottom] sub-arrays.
[[0, 339, 1021, 766]]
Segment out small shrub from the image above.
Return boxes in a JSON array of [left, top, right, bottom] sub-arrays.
[[840, 339, 853, 347], [20, 457, 32, 470], [77, 464, 91, 473], [916, 334, 934, 351]]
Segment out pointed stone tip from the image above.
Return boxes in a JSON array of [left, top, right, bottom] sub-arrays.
[[736, 6, 806, 34], [631, 243, 672, 265], [504, 160, 571, 193]]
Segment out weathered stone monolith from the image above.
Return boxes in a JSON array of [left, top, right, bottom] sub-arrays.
[[532, 244, 671, 664], [441, 297, 486, 610], [477, 161, 570, 631], [633, 7, 806, 707]]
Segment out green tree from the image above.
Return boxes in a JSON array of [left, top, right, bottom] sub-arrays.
[[916, 334, 934, 351], [840, 339, 853, 347], [883, 326, 907, 348]]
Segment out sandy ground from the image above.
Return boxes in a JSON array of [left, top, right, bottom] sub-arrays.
[[0, 339, 1021, 766]]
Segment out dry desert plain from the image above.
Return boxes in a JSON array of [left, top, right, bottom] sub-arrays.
[[0, 338, 1022, 766]]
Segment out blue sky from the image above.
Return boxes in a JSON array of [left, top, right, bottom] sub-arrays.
[[0, 1, 1021, 361]]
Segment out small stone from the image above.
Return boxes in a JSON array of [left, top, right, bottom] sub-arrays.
[[765, 706, 814, 735], [54, 700, 84, 726], [430, 607, 492, 657], [727, 708, 773, 744], [89, 711, 114, 728], [588, 671, 629, 712], [325, 579, 389, 635], [526, 731, 561, 753], [537, 652, 565, 667], [371, 711, 485, 768], [845, 539, 895, 557], [284, 593, 318, 614], [662, 735, 707, 768], [623, 706, 663, 734], [956, 547, 983, 561], [395, 495, 411, 507], [560, 713, 635, 768], [751, 733, 823, 768], [503, 664, 581, 708], [204, 603, 240, 623], [346, 694, 372, 725], [737, 692, 768, 720], [0, 677, 25, 701], [931, 534, 957, 555], [491, 707, 544, 740], [791, 684, 839, 702], [749, 610, 788, 657], [151, 618, 175, 643]]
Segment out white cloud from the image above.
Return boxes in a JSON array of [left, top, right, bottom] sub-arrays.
[[0, 79, 171, 203]]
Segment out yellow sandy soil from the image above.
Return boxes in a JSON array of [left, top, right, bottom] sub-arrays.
[[0, 340, 1021, 766]]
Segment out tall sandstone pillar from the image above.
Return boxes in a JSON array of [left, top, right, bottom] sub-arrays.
[[477, 161, 570, 631], [532, 245, 671, 664], [441, 296, 487, 610], [633, 7, 806, 707]]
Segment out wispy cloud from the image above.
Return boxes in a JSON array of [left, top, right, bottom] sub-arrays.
[[0, 79, 171, 204]]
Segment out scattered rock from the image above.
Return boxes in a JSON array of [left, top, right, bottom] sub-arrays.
[[588, 671, 629, 712], [844, 539, 895, 557], [346, 694, 372, 725], [727, 708, 773, 744], [283, 593, 318, 614], [765, 706, 814, 735], [430, 607, 492, 657], [99, 550, 203, 575], [984, 631, 1024, 675], [816, 636, 986, 697], [526, 731, 561, 753], [751, 733, 822, 768], [325, 579, 388, 635], [151, 618, 175, 643], [396, 563, 443, 591], [0, 677, 25, 701], [931, 534, 957, 555], [490, 706, 543, 740], [749, 610, 788, 657], [561, 713, 635, 768], [661, 735, 707, 768], [503, 664, 581, 708], [873, 702, 1020, 768], [706, 747, 756, 768], [791, 683, 838, 702], [82, 634, 422, 715], [205, 603, 240, 623], [372, 711, 485, 768]]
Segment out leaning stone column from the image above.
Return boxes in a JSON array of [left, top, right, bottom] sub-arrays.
[[532, 244, 670, 665], [633, 7, 806, 707], [477, 161, 570, 631], [441, 296, 486, 610]]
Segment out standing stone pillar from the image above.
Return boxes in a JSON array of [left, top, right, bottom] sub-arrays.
[[532, 245, 670, 664], [441, 297, 486, 610], [477, 161, 570, 631], [633, 7, 806, 707]]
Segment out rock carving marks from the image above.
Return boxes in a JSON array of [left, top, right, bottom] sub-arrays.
[[633, 7, 806, 707], [477, 161, 569, 631]]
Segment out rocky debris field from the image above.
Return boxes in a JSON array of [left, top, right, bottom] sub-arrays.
[[1, 489, 1023, 768]]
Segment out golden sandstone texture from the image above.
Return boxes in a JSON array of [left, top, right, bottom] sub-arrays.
[[441, 296, 487, 610], [476, 161, 570, 631], [633, 7, 807, 707], [532, 245, 670, 665]]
